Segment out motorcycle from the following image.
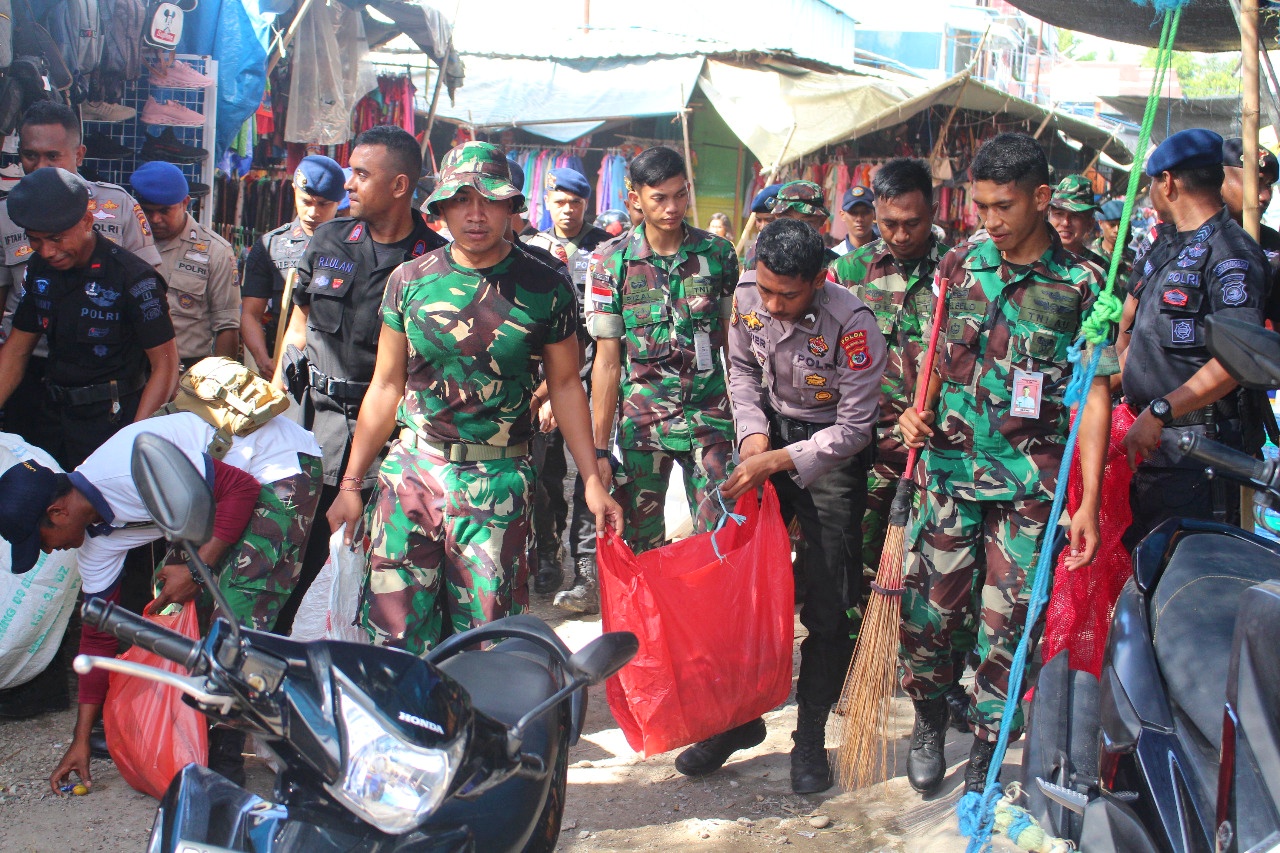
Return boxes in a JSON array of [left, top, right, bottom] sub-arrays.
[[1024, 315, 1280, 853], [74, 432, 638, 852]]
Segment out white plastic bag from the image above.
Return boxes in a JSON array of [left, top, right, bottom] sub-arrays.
[[0, 433, 81, 688], [290, 526, 367, 644]]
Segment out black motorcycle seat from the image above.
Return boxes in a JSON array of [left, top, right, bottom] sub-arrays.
[[437, 640, 561, 731], [1151, 533, 1280, 748]]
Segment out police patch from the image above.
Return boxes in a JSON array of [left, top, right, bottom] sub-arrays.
[[1163, 288, 1189, 307], [133, 204, 151, 236], [840, 329, 871, 370], [808, 335, 828, 357], [412, 239, 427, 256], [35, 279, 47, 293], [1192, 223, 1215, 243], [1171, 318, 1196, 343], [804, 374, 828, 387], [87, 326, 109, 338], [1215, 258, 1249, 277], [1176, 253, 1199, 269], [346, 222, 364, 243], [329, 277, 345, 289], [1184, 243, 1208, 259], [93, 345, 108, 358], [1166, 270, 1200, 288], [814, 391, 833, 402], [1144, 259, 1154, 276], [177, 293, 197, 310], [741, 311, 763, 331], [14, 245, 31, 258], [1222, 282, 1248, 305], [313, 274, 330, 288]]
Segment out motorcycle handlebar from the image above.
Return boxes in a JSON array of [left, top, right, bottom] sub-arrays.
[[1178, 432, 1274, 490], [82, 598, 203, 672]]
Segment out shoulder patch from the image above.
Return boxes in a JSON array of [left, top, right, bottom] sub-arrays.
[[840, 329, 872, 370], [346, 222, 364, 243], [1221, 276, 1248, 305], [1213, 258, 1250, 277]]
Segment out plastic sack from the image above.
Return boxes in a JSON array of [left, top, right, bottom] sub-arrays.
[[103, 603, 207, 799], [283, 0, 375, 145], [598, 482, 794, 757], [289, 527, 367, 644], [0, 432, 81, 689]]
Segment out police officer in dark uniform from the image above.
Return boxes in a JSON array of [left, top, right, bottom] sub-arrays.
[[241, 155, 346, 377], [1121, 129, 1269, 549], [521, 167, 613, 597], [0, 167, 177, 470], [276, 125, 446, 628]]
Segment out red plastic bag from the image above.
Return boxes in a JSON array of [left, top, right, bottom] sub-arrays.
[[598, 481, 794, 757], [103, 604, 208, 799]]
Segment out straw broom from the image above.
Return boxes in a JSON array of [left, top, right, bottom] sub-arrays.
[[835, 274, 951, 790]]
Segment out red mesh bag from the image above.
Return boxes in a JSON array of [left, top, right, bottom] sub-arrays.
[[1043, 404, 1137, 677], [597, 482, 794, 757]]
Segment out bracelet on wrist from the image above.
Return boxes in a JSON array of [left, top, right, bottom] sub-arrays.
[[187, 563, 206, 586], [338, 483, 362, 493], [340, 475, 362, 483]]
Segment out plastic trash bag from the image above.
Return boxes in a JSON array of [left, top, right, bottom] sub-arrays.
[[289, 526, 367, 644], [598, 482, 794, 757], [103, 603, 207, 799]]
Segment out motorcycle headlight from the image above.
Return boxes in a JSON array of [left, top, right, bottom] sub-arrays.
[[327, 681, 465, 834]]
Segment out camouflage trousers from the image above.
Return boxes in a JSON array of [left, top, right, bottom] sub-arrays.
[[899, 489, 1052, 741], [214, 454, 324, 632], [360, 439, 534, 655], [861, 458, 901, 593], [616, 441, 733, 554]]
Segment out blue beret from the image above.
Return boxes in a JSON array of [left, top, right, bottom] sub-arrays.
[[752, 183, 783, 213], [842, 186, 875, 211], [129, 161, 189, 206], [545, 167, 590, 199], [506, 157, 526, 194], [1097, 199, 1126, 221], [294, 155, 347, 204], [8, 167, 89, 233], [339, 168, 352, 209], [1145, 129, 1224, 177]]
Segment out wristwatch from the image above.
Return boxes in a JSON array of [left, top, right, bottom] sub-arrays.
[[595, 448, 611, 459], [1149, 397, 1175, 426]]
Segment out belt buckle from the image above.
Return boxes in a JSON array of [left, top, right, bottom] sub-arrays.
[[449, 443, 467, 463]]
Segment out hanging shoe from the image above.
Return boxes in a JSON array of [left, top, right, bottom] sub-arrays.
[[81, 101, 137, 122], [141, 96, 205, 128], [148, 59, 214, 89]]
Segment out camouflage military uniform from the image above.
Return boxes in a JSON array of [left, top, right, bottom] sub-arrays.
[[830, 235, 948, 587], [587, 222, 739, 553], [361, 243, 578, 654], [1086, 235, 1134, 284], [899, 231, 1117, 740]]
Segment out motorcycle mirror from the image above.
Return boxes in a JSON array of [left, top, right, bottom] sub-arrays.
[[567, 632, 639, 686], [131, 433, 215, 545], [1206, 316, 1280, 391]]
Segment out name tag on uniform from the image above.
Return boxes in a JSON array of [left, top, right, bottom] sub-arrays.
[[1011, 369, 1044, 419], [694, 330, 713, 371]]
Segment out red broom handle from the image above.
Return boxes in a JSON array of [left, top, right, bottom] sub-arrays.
[[900, 274, 951, 475]]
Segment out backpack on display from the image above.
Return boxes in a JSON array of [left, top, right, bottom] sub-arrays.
[[155, 357, 290, 460], [91, 0, 144, 100], [45, 0, 103, 77], [0, 0, 13, 70]]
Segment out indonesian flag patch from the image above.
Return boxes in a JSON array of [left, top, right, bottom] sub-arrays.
[[840, 329, 872, 370]]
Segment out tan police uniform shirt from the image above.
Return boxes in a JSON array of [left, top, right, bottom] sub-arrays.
[[156, 213, 239, 362]]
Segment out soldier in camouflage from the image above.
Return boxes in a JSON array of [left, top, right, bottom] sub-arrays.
[[770, 181, 841, 266], [587, 147, 739, 555], [327, 142, 621, 655], [1088, 199, 1136, 284], [1049, 174, 1107, 267], [897, 134, 1115, 796]]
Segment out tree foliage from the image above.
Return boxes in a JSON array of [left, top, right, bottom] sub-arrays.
[[1143, 50, 1241, 98]]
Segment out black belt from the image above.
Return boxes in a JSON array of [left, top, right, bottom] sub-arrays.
[[308, 364, 369, 401], [768, 411, 832, 445], [46, 373, 146, 407]]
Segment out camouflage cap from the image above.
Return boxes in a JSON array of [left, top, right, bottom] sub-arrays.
[[1050, 174, 1099, 213], [425, 141, 527, 215], [770, 180, 829, 217]]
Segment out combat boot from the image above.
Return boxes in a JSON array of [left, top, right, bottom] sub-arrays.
[[907, 697, 950, 794], [675, 717, 767, 776], [964, 736, 997, 794], [533, 544, 564, 594], [943, 681, 970, 732], [554, 556, 599, 615], [790, 700, 833, 794]]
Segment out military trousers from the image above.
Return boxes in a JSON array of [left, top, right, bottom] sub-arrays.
[[616, 441, 733, 555], [773, 450, 871, 708], [899, 489, 1052, 741], [360, 439, 534, 655]]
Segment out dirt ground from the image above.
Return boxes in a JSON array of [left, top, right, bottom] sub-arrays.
[[0, 589, 1022, 852]]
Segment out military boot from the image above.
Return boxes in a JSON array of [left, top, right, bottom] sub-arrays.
[[964, 736, 997, 794], [907, 697, 950, 794], [533, 543, 564, 594], [790, 700, 833, 794], [675, 717, 767, 776], [554, 556, 599, 615]]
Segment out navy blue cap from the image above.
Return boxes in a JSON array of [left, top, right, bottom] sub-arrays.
[[339, 168, 352, 210], [130, 161, 189, 205], [1097, 199, 1126, 221], [506, 157, 526, 194], [293, 155, 347, 204], [0, 460, 59, 574], [842, 186, 875, 211], [1145, 129, 1224, 177], [8, 167, 89, 233], [751, 183, 783, 214], [545, 167, 591, 199]]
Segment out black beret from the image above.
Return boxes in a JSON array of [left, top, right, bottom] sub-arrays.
[[8, 167, 89, 233]]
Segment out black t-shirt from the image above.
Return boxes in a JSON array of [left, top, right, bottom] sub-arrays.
[[241, 219, 310, 300]]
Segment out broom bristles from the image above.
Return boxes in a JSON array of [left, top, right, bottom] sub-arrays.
[[835, 522, 907, 790]]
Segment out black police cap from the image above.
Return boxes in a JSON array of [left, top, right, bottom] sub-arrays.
[[8, 167, 90, 233]]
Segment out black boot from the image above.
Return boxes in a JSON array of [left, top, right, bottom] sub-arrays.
[[554, 556, 599, 615], [943, 681, 970, 732], [674, 717, 767, 776], [790, 701, 833, 794], [208, 728, 248, 787], [964, 736, 997, 794], [907, 697, 950, 794], [533, 544, 564, 594]]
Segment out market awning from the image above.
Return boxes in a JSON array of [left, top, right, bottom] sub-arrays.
[[430, 55, 705, 143], [699, 62, 1132, 169], [1002, 0, 1277, 53]]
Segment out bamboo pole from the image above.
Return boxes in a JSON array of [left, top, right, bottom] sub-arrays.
[[735, 123, 798, 256], [1244, 0, 1261, 241], [679, 86, 699, 226], [422, 39, 451, 164], [266, 0, 317, 77]]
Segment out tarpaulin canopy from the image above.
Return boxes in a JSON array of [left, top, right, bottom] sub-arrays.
[[430, 55, 704, 142], [1002, 0, 1277, 52], [699, 62, 1133, 169], [1101, 94, 1241, 139]]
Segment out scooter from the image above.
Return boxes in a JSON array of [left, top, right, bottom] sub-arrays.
[[74, 432, 638, 852], [1024, 315, 1280, 853]]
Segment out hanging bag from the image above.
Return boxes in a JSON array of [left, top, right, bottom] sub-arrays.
[[597, 482, 794, 757], [142, 0, 194, 50]]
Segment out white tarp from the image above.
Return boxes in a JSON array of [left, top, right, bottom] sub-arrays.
[[431, 55, 705, 143]]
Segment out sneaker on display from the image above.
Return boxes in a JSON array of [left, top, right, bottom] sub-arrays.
[[81, 101, 137, 122], [140, 127, 207, 163], [141, 96, 205, 127], [148, 59, 214, 89], [85, 133, 131, 160]]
